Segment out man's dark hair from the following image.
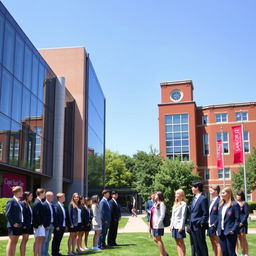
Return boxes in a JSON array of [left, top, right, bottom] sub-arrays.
[[102, 189, 110, 196], [111, 191, 118, 195], [237, 191, 245, 201], [191, 181, 203, 192]]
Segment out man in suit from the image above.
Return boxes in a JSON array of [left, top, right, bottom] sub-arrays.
[[41, 191, 55, 256], [97, 189, 111, 249], [33, 188, 46, 256], [189, 181, 209, 256], [52, 193, 67, 256], [5, 186, 23, 256], [108, 191, 121, 246]]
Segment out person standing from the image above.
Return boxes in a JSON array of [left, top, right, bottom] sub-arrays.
[[52, 193, 67, 256], [189, 181, 209, 256], [208, 185, 221, 256], [5, 186, 23, 256], [83, 197, 93, 250], [170, 189, 187, 256], [108, 191, 121, 246], [41, 191, 55, 256], [145, 192, 155, 236], [33, 188, 46, 256], [91, 195, 102, 251], [97, 189, 111, 249], [131, 195, 137, 217], [77, 196, 86, 252], [20, 191, 33, 256], [236, 191, 249, 256], [150, 191, 169, 256], [217, 187, 240, 256]]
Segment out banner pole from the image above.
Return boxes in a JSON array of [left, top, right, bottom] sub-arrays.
[[221, 127, 226, 187], [241, 122, 248, 202]]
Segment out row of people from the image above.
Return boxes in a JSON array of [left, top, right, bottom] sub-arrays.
[[5, 187, 121, 256], [146, 181, 249, 256]]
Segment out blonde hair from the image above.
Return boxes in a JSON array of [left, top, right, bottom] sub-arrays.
[[173, 189, 187, 207], [70, 193, 80, 208], [219, 187, 235, 208], [12, 186, 22, 194]]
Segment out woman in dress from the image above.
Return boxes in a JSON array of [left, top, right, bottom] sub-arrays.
[[236, 191, 249, 256], [150, 191, 169, 256], [20, 191, 33, 256], [83, 197, 93, 250], [91, 195, 102, 251], [170, 189, 187, 256]]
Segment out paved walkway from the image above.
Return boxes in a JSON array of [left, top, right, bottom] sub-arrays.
[[119, 214, 149, 233]]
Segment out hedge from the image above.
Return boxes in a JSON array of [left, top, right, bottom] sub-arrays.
[[0, 198, 9, 235], [248, 201, 256, 213]]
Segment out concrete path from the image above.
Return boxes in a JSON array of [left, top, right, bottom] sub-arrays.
[[119, 214, 149, 233]]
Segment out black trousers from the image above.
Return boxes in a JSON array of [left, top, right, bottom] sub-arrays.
[[52, 227, 65, 256], [190, 226, 209, 256], [219, 230, 237, 256], [107, 219, 119, 246]]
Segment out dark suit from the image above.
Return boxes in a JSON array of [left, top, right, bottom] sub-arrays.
[[208, 196, 220, 236], [52, 202, 67, 256], [68, 203, 79, 227], [239, 202, 249, 233], [145, 199, 154, 221], [33, 198, 44, 228], [42, 201, 55, 228], [108, 199, 121, 246], [97, 198, 111, 248], [189, 194, 209, 256], [5, 197, 23, 228]]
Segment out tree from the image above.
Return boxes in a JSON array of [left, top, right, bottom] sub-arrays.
[[105, 150, 133, 188], [154, 158, 199, 210], [232, 147, 256, 193], [133, 150, 162, 202]]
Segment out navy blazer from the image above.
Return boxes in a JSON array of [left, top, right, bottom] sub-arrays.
[[5, 198, 23, 228], [217, 202, 240, 236], [189, 194, 209, 229], [22, 202, 33, 228], [81, 207, 90, 226], [99, 198, 111, 223], [145, 200, 154, 214], [239, 202, 249, 226], [53, 203, 68, 228], [68, 203, 80, 226], [42, 201, 56, 228], [109, 199, 121, 221], [33, 198, 44, 228], [209, 196, 220, 227]]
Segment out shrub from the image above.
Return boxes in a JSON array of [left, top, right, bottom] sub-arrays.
[[248, 201, 256, 213], [0, 198, 9, 235]]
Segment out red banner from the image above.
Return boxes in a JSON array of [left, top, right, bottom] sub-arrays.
[[1, 173, 27, 198], [217, 140, 223, 169], [232, 125, 244, 164]]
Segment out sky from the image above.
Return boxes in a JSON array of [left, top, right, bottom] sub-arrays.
[[2, 0, 256, 156]]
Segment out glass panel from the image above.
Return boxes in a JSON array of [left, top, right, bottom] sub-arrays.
[[182, 140, 189, 146], [166, 133, 173, 140], [173, 114, 180, 124], [21, 87, 30, 123], [223, 132, 228, 142], [166, 147, 173, 153], [30, 95, 37, 118], [12, 79, 22, 122], [3, 21, 15, 72], [0, 12, 4, 63], [165, 115, 171, 124], [243, 131, 249, 141], [173, 124, 180, 132], [165, 125, 172, 132], [223, 143, 229, 153], [181, 114, 188, 123], [182, 132, 188, 139], [174, 132, 181, 139], [23, 46, 32, 89], [0, 68, 13, 116], [9, 121, 21, 166], [38, 63, 45, 102], [0, 113, 11, 163], [166, 141, 173, 147], [31, 55, 39, 96], [14, 34, 24, 81], [174, 147, 181, 153], [244, 142, 249, 153]]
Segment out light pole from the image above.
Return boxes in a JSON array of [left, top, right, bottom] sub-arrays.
[[220, 126, 226, 187]]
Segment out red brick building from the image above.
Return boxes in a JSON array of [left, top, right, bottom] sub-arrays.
[[158, 80, 256, 201]]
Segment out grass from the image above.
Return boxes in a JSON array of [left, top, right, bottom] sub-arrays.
[[0, 233, 255, 256], [248, 221, 256, 228], [118, 217, 129, 228]]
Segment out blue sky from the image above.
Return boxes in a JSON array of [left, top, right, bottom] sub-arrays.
[[2, 0, 256, 156]]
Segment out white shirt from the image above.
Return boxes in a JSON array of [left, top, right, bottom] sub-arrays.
[[192, 193, 201, 208], [112, 198, 118, 205], [77, 208, 82, 223], [58, 201, 66, 227], [221, 203, 228, 230], [46, 200, 54, 223], [14, 196, 23, 222], [209, 196, 218, 225]]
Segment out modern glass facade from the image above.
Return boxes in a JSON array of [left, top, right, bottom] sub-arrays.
[[165, 114, 189, 160], [0, 3, 56, 176], [87, 57, 105, 194]]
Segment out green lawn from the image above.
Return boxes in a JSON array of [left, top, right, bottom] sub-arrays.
[[0, 233, 255, 256], [248, 221, 256, 228], [119, 217, 129, 228]]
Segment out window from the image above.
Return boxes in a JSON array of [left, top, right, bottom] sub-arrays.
[[203, 134, 209, 155], [202, 115, 208, 125], [215, 113, 227, 123], [247, 193, 252, 202], [23, 46, 32, 89], [0, 12, 5, 63], [165, 114, 189, 160], [236, 112, 248, 122], [204, 169, 210, 180], [243, 131, 250, 153], [14, 34, 24, 81], [218, 168, 230, 179], [12, 79, 22, 122], [216, 132, 229, 154]]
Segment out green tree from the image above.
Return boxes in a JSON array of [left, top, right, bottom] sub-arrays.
[[232, 147, 256, 193], [154, 158, 199, 210], [133, 150, 162, 202], [105, 150, 133, 188]]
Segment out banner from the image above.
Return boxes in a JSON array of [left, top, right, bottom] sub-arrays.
[[2, 173, 27, 197], [217, 140, 223, 169], [232, 125, 244, 164]]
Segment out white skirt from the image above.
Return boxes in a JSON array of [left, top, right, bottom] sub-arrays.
[[92, 225, 102, 231], [34, 225, 45, 237]]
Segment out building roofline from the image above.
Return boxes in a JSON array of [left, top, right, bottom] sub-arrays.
[[158, 101, 196, 107], [160, 80, 194, 89], [38, 46, 86, 51], [198, 101, 256, 110]]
